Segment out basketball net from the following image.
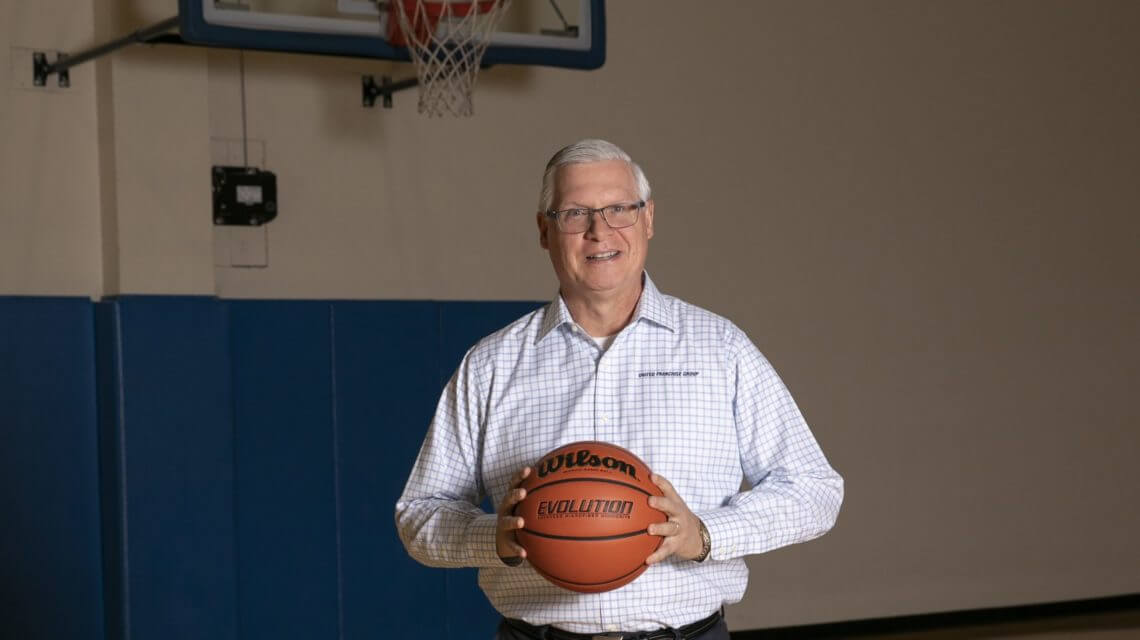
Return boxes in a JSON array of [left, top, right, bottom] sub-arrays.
[[388, 0, 512, 117]]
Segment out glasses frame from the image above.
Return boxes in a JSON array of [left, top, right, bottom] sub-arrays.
[[544, 200, 646, 234]]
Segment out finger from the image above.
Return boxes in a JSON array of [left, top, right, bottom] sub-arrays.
[[648, 495, 679, 516], [651, 472, 678, 498], [498, 515, 525, 533], [502, 540, 527, 558], [510, 487, 527, 505], [645, 539, 675, 565], [498, 487, 528, 514], [510, 466, 533, 488], [647, 520, 682, 537]]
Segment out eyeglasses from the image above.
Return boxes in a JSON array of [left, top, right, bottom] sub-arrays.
[[544, 201, 646, 234]]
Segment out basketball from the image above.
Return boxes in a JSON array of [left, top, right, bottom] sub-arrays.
[[514, 441, 666, 593]]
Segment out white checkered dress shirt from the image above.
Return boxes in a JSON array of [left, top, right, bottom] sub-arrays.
[[395, 274, 843, 634]]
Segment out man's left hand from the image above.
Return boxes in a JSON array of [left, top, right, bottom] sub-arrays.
[[645, 473, 704, 564]]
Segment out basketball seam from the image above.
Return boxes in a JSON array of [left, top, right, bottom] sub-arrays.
[[518, 528, 649, 542], [524, 475, 654, 497]]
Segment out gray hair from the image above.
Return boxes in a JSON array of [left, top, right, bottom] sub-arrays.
[[538, 139, 652, 213]]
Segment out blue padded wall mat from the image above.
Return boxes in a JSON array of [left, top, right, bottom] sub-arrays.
[[0, 297, 105, 640], [4, 295, 546, 640], [98, 297, 238, 640], [229, 301, 340, 639], [330, 301, 444, 638]]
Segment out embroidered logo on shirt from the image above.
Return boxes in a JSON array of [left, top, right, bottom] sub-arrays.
[[638, 370, 700, 378]]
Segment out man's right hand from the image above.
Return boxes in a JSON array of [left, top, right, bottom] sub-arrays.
[[496, 466, 531, 564]]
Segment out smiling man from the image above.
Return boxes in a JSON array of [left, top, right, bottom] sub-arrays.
[[537, 156, 653, 338], [395, 139, 844, 639]]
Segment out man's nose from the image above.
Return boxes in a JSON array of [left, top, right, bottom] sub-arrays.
[[583, 210, 613, 238]]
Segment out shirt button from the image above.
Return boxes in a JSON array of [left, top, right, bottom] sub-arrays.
[[601, 414, 610, 424]]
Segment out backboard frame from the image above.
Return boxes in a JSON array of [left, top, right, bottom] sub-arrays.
[[177, 0, 606, 69]]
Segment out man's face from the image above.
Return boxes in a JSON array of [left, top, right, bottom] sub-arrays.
[[538, 159, 655, 302]]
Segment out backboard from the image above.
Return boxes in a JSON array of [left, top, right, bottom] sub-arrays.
[[178, 0, 605, 69]]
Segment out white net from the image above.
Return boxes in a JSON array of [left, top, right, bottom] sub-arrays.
[[390, 0, 512, 117]]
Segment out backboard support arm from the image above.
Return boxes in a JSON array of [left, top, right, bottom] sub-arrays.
[[362, 74, 419, 109], [33, 15, 181, 87]]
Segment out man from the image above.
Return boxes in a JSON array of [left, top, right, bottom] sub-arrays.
[[395, 139, 843, 639]]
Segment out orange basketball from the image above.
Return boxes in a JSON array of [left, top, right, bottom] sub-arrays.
[[514, 441, 666, 593]]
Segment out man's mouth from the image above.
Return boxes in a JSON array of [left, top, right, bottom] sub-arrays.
[[586, 250, 621, 262]]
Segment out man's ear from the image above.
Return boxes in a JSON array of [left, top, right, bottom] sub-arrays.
[[537, 212, 550, 250], [644, 200, 655, 240]]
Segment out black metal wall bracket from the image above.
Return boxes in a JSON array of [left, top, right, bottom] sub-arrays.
[[33, 52, 70, 87], [31, 16, 179, 89], [362, 75, 419, 108]]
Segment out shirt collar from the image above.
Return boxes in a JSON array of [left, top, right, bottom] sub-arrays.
[[536, 272, 676, 344], [636, 273, 675, 332], [538, 292, 576, 342]]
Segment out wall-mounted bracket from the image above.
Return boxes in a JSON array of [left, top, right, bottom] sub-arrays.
[[31, 16, 179, 89], [362, 75, 419, 109], [33, 52, 70, 87]]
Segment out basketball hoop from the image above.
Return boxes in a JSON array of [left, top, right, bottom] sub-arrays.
[[387, 0, 511, 117]]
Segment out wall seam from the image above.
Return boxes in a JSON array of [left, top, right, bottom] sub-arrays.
[[111, 301, 131, 640], [330, 302, 346, 640]]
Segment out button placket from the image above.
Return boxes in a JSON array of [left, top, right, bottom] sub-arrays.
[[596, 348, 621, 443]]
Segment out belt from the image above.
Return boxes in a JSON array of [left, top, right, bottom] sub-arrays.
[[503, 609, 722, 640]]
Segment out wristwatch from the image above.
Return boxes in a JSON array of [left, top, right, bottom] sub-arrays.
[[694, 518, 712, 563]]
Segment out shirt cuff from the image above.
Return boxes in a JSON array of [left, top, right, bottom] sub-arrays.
[[696, 507, 741, 561], [464, 512, 503, 568]]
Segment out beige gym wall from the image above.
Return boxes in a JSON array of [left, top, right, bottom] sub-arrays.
[[1, 1, 101, 296], [3, 0, 1139, 631]]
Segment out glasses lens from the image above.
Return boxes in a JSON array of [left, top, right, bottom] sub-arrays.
[[604, 204, 640, 229], [559, 209, 589, 233]]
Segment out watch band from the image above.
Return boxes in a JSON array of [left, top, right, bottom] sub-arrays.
[[694, 518, 711, 563]]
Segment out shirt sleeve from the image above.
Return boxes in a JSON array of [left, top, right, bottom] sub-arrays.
[[698, 328, 844, 561], [393, 348, 504, 568]]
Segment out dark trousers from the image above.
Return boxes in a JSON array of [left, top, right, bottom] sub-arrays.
[[495, 617, 730, 640]]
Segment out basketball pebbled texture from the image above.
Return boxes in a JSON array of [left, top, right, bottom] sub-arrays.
[[514, 441, 666, 593]]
